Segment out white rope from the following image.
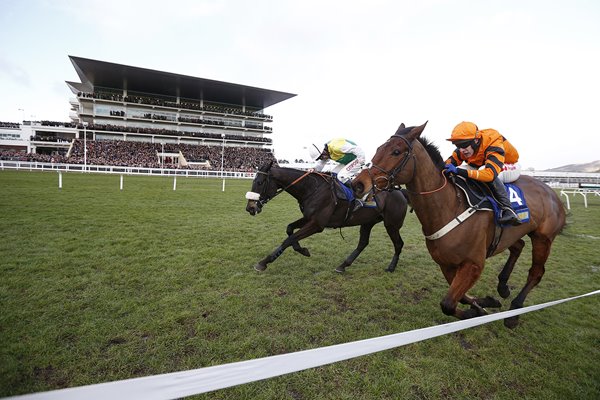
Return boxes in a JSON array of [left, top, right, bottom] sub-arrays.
[[8, 289, 599, 400]]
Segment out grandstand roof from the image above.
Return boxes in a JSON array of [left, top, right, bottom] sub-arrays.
[[67, 56, 296, 110]]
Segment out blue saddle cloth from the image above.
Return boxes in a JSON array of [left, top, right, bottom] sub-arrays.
[[504, 183, 531, 223], [338, 181, 355, 201]]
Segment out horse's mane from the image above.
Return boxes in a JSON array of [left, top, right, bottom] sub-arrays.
[[417, 136, 445, 169]]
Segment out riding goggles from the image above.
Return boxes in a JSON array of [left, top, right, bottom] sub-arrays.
[[454, 140, 474, 149]]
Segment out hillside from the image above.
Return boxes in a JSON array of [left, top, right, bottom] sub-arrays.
[[545, 160, 600, 173]]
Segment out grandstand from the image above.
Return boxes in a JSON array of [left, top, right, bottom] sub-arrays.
[[0, 56, 296, 171]]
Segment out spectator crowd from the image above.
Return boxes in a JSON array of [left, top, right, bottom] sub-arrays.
[[0, 139, 277, 171]]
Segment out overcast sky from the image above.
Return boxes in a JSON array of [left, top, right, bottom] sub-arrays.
[[1, 0, 598, 170]]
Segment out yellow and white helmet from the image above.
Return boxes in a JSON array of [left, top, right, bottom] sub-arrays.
[[308, 144, 322, 161]]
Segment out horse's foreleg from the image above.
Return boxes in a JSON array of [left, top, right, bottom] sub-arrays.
[[440, 262, 486, 320], [504, 235, 551, 328], [497, 239, 525, 299], [335, 223, 374, 273], [286, 218, 310, 257], [441, 266, 499, 310], [255, 221, 324, 272]]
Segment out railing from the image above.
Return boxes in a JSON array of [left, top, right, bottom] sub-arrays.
[[560, 188, 600, 209], [2, 160, 599, 185], [0, 160, 256, 179]]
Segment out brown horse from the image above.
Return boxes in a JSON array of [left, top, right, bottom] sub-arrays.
[[354, 123, 566, 328], [246, 161, 408, 273]]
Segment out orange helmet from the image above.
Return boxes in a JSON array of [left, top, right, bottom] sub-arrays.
[[446, 121, 480, 142]]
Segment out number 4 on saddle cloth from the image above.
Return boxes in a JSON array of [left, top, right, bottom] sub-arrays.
[[453, 176, 531, 225]]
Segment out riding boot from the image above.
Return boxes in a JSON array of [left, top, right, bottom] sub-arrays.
[[487, 177, 522, 226]]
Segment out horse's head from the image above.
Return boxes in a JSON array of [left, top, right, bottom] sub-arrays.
[[245, 161, 277, 216], [354, 122, 428, 198]]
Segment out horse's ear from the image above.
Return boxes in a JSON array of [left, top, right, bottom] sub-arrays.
[[394, 123, 406, 135], [407, 121, 428, 140]]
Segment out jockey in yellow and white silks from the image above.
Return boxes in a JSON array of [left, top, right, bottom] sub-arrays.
[[310, 138, 366, 185]]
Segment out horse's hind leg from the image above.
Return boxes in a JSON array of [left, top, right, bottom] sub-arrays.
[[504, 235, 552, 329], [383, 224, 404, 273], [497, 239, 525, 299], [335, 223, 374, 273], [286, 218, 310, 257]]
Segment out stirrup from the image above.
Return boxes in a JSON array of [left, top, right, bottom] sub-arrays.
[[500, 208, 522, 226], [352, 199, 363, 212]]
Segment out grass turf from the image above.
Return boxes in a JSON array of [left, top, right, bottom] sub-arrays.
[[0, 170, 599, 399]]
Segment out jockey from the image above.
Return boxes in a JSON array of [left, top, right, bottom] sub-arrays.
[[309, 138, 366, 210], [443, 121, 522, 226], [309, 138, 366, 186]]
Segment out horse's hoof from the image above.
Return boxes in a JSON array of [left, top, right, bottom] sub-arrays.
[[299, 248, 311, 257], [504, 316, 520, 329], [335, 266, 345, 273], [385, 267, 396, 273], [254, 264, 267, 272], [470, 302, 488, 316], [480, 296, 502, 309]]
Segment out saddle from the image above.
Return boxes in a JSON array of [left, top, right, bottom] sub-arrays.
[[452, 176, 530, 225], [328, 175, 377, 209], [451, 175, 530, 256]]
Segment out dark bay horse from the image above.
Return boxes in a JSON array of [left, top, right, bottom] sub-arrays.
[[245, 161, 408, 273], [353, 123, 566, 328]]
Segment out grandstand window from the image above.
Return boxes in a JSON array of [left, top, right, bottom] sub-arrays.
[[96, 133, 125, 141], [126, 136, 152, 143], [151, 111, 176, 122], [0, 133, 21, 140], [184, 126, 204, 133], [94, 105, 112, 116], [127, 107, 150, 119], [224, 119, 243, 128]]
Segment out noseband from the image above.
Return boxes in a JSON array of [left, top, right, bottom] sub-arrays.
[[248, 170, 278, 208], [369, 135, 416, 191]]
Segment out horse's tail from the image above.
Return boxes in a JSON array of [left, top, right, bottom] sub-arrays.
[[558, 204, 570, 236]]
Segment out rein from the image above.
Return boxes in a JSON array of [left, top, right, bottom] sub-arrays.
[[367, 135, 478, 241], [369, 135, 447, 196], [253, 170, 313, 207], [406, 170, 449, 195]]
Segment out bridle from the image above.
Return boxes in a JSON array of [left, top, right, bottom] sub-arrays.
[[252, 170, 276, 208], [248, 169, 312, 209], [368, 134, 447, 195], [369, 135, 416, 192]]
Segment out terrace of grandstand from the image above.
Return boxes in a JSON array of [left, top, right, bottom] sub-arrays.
[[0, 56, 295, 171]]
